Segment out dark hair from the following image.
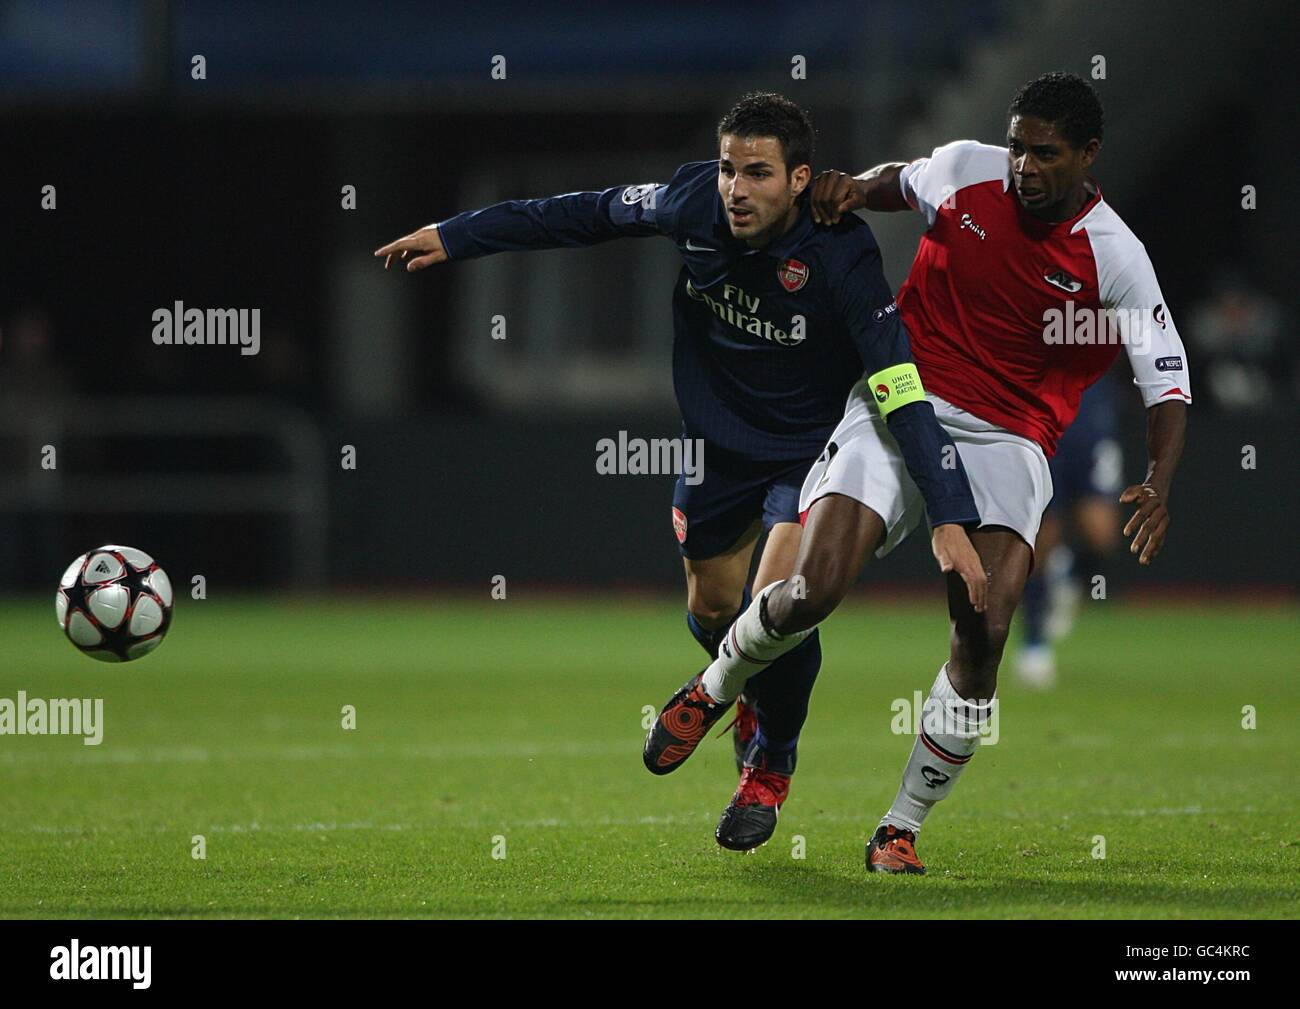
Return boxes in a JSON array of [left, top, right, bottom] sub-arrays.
[[717, 92, 815, 174], [1007, 72, 1104, 148]]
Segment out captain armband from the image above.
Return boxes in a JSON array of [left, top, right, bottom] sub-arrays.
[[866, 363, 926, 418]]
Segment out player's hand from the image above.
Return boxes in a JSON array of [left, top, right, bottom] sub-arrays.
[[373, 225, 447, 271], [810, 170, 866, 226], [1119, 483, 1170, 565], [932, 524, 987, 613]]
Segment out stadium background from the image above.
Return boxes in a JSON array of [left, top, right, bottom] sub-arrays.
[[1, 0, 1295, 596]]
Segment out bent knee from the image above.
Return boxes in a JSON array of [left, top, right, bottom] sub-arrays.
[[687, 592, 743, 630]]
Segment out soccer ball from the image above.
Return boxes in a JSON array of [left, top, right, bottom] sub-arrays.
[[56, 545, 174, 662]]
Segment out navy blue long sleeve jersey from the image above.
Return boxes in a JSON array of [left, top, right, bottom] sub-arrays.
[[436, 160, 978, 527]]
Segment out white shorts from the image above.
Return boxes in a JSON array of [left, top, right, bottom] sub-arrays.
[[798, 383, 1053, 557]]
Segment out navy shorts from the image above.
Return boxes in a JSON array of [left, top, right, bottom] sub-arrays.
[[1049, 381, 1123, 509], [671, 451, 811, 560]]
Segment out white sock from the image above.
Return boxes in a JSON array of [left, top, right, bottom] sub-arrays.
[[700, 581, 811, 704], [881, 662, 995, 835]]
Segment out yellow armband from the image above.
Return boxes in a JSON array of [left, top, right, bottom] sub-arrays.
[[866, 363, 926, 418]]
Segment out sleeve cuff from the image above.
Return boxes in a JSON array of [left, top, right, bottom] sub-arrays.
[[435, 216, 469, 260]]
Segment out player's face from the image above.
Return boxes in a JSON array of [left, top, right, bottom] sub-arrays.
[[717, 135, 810, 247], [1007, 115, 1099, 221]]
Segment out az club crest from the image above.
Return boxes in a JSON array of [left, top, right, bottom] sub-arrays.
[[778, 258, 809, 293], [1043, 268, 1083, 293]]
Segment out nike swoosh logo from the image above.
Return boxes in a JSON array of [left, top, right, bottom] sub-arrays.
[[684, 241, 718, 253]]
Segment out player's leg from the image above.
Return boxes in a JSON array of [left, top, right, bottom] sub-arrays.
[[870, 527, 1033, 874], [682, 518, 761, 658], [647, 465, 775, 777], [947, 528, 1035, 697], [712, 519, 804, 848], [732, 467, 828, 767], [871, 409, 1050, 874], [647, 398, 908, 778], [1043, 406, 1122, 645], [741, 519, 809, 757], [701, 491, 889, 707], [734, 517, 801, 763], [1070, 493, 1121, 589], [1016, 509, 1062, 687], [711, 496, 886, 849]]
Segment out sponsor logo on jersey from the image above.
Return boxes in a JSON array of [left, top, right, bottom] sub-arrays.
[[620, 183, 657, 207], [684, 239, 717, 252], [1153, 303, 1167, 329], [683, 279, 804, 345], [1155, 356, 1183, 372], [1043, 268, 1083, 293], [958, 213, 986, 240], [872, 300, 898, 322], [778, 258, 809, 293], [671, 507, 688, 544]]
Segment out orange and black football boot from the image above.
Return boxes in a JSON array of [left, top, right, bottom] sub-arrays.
[[715, 746, 793, 851], [866, 823, 926, 875], [643, 671, 734, 775]]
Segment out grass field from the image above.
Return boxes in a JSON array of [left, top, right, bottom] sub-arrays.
[[0, 594, 1296, 919]]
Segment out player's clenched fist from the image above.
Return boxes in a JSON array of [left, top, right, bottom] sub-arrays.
[[931, 524, 988, 613], [810, 170, 866, 225], [373, 224, 447, 271], [1119, 483, 1170, 566]]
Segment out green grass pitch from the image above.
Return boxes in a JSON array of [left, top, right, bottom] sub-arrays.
[[1, 594, 1296, 919]]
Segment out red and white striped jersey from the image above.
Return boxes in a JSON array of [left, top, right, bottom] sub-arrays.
[[896, 140, 1191, 456]]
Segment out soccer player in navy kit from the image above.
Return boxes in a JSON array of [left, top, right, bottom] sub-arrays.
[[375, 93, 986, 852]]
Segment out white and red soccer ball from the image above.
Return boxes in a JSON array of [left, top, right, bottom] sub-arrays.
[[56, 545, 174, 662]]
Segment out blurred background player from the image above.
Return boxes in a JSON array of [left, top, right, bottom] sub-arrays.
[[1016, 372, 1123, 688]]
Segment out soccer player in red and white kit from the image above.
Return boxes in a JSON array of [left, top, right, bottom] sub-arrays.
[[668, 72, 1190, 873]]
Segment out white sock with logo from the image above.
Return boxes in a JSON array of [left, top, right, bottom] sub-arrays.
[[881, 662, 995, 834], [700, 581, 811, 704]]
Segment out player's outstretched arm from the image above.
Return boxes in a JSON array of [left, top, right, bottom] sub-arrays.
[[810, 163, 909, 225], [373, 181, 666, 274], [1119, 400, 1187, 566]]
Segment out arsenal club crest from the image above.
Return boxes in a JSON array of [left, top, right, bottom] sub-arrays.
[[671, 507, 688, 544], [778, 258, 808, 293]]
